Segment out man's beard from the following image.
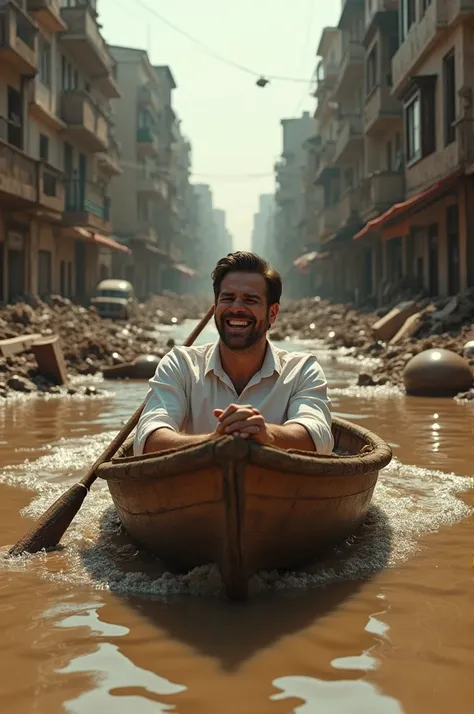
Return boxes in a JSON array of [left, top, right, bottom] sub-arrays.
[[215, 309, 270, 351]]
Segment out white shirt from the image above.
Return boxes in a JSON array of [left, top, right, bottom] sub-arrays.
[[133, 340, 334, 455]]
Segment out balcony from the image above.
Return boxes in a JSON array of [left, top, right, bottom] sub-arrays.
[[138, 84, 160, 116], [136, 223, 158, 243], [27, 0, 66, 33], [364, 85, 402, 136], [314, 141, 336, 183], [317, 205, 339, 242], [60, 2, 119, 98], [0, 0, 38, 74], [360, 171, 405, 221], [137, 175, 163, 197], [334, 115, 363, 164], [391, 0, 448, 96], [332, 42, 364, 100], [60, 91, 108, 152], [38, 163, 64, 214], [97, 136, 121, 176], [136, 126, 159, 156], [339, 187, 361, 227], [0, 139, 37, 207], [64, 179, 111, 232], [29, 79, 64, 131], [313, 62, 339, 99]]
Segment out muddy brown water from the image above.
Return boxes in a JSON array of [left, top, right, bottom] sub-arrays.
[[0, 321, 473, 714]]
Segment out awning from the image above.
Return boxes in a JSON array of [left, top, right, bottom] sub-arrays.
[[293, 251, 330, 272], [62, 225, 91, 240], [143, 244, 170, 259], [93, 233, 131, 254], [353, 171, 461, 241], [173, 263, 197, 278]]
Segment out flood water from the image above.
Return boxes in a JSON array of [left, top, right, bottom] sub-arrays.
[[0, 320, 473, 713]]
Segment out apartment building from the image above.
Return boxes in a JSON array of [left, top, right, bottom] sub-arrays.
[[298, 0, 474, 305], [274, 111, 316, 292], [251, 194, 275, 258], [192, 184, 233, 295], [0, 0, 128, 304], [108, 46, 185, 299], [355, 0, 474, 297]]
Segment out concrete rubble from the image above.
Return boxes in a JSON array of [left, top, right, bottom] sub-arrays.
[[0, 293, 208, 399], [275, 288, 474, 394]]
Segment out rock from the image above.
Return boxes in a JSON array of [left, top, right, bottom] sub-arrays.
[[131, 354, 161, 379], [7, 375, 37, 393], [463, 340, 474, 359], [358, 373, 376, 387], [403, 348, 474, 397]]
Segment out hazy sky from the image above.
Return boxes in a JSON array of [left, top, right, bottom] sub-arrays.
[[100, 0, 340, 250]]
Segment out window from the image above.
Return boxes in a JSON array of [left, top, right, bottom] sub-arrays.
[[39, 134, 49, 162], [366, 44, 378, 95], [38, 36, 51, 86], [404, 80, 436, 164], [443, 50, 456, 146], [405, 94, 421, 162], [401, 0, 416, 41], [61, 56, 78, 91]]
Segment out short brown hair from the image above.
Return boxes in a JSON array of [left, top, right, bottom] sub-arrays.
[[211, 252, 282, 304]]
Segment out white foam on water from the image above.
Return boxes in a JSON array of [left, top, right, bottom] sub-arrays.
[[1, 431, 472, 598]]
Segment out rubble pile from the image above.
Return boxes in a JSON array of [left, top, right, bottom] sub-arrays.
[[276, 289, 474, 391], [0, 293, 208, 398]]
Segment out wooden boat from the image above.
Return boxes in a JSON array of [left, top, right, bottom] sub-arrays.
[[96, 417, 392, 600]]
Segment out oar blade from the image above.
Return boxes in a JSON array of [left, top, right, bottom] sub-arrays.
[[9, 483, 88, 557]]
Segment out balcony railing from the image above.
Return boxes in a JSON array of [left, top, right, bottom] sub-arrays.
[[60, 1, 116, 82], [334, 115, 363, 163], [333, 41, 364, 98], [137, 125, 159, 155], [360, 171, 405, 218], [64, 178, 111, 227], [0, 0, 38, 73], [27, 0, 65, 32], [364, 85, 401, 134], [138, 84, 160, 115], [60, 91, 108, 152]]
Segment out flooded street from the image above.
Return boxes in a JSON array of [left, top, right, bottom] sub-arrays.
[[0, 321, 473, 714]]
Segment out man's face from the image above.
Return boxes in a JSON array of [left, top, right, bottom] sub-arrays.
[[215, 272, 279, 350]]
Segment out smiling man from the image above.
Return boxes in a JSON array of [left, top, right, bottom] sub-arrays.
[[134, 252, 334, 456]]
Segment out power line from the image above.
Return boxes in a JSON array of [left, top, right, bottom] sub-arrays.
[[111, 0, 315, 84]]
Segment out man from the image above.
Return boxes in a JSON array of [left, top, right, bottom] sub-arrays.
[[134, 252, 334, 456]]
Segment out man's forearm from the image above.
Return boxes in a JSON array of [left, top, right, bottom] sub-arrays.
[[266, 423, 316, 451], [143, 428, 212, 454]]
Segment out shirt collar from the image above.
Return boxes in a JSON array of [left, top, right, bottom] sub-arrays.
[[205, 339, 282, 378]]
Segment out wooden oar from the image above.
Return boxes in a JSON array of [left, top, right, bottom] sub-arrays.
[[9, 305, 215, 557]]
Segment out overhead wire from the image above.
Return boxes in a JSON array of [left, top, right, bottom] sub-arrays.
[[109, 0, 316, 84]]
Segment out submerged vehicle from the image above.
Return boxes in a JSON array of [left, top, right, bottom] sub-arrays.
[[90, 279, 135, 320]]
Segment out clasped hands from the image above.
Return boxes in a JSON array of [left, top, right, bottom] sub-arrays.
[[213, 404, 271, 445]]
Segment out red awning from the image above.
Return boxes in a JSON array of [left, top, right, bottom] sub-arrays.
[[353, 172, 461, 241], [174, 263, 197, 278], [93, 233, 131, 254]]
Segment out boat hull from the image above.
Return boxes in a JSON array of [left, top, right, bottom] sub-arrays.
[[97, 417, 392, 599]]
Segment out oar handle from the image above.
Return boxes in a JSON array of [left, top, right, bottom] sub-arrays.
[[80, 304, 215, 490]]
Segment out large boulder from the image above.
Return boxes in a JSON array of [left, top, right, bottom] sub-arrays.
[[403, 348, 473, 396]]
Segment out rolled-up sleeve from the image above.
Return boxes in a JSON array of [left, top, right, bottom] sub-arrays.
[[283, 356, 334, 454], [133, 349, 187, 456]]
